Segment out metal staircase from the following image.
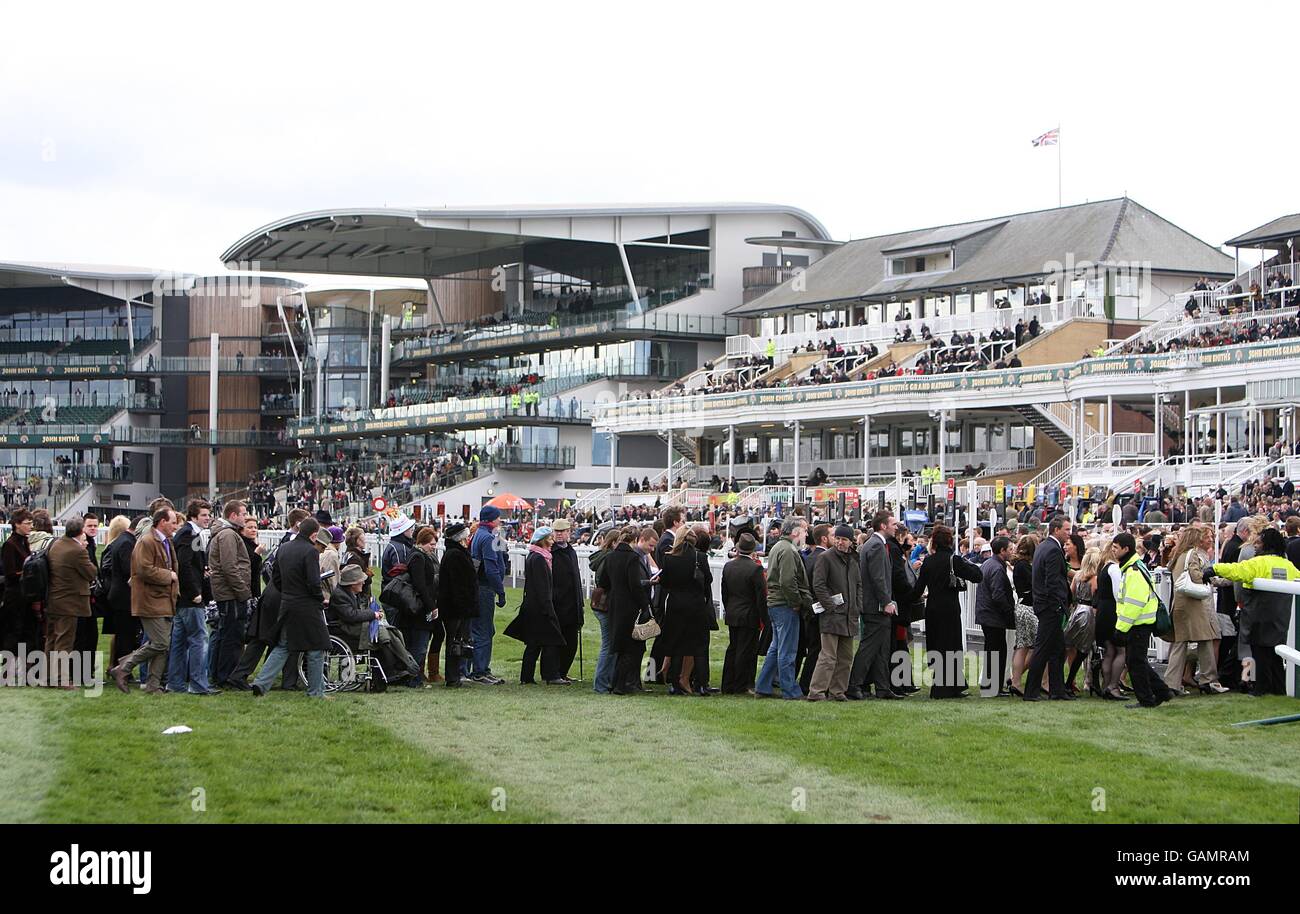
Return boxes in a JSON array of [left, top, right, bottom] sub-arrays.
[[1012, 403, 1074, 450], [656, 430, 700, 465]]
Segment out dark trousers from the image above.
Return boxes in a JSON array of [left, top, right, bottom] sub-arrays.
[[546, 622, 581, 680], [443, 617, 471, 684], [613, 643, 645, 692], [109, 615, 141, 670], [849, 612, 893, 694], [893, 625, 914, 688], [1251, 643, 1285, 695], [980, 625, 1008, 692], [521, 642, 560, 683], [74, 615, 99, 655], [1125, 626, 1171, 706], [1024, 609, 1066, 698], [722, 623, 759, 693], [211, 600, 247, 685], [798, 610, 820, 693]]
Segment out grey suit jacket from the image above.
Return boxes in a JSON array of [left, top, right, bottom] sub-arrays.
[[857, 534, 893, 615]]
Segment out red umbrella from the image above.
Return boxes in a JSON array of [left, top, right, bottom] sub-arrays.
[[485, 492, 532, 511]]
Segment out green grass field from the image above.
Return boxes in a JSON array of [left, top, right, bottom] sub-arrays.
[[1, 588, 1296, 824]]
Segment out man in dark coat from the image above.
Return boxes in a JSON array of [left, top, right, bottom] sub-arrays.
[[547, 519, 584, 682], [720, 534, 766, 694], [848, 510, 902, 700], [438, 523, 478, 687], [1216, 519, 1246, 688], [974, 536, 1015, 696], [1024, 515, 1074, 701], [252, 519, 329, 698], [798, 524, 830, 693]]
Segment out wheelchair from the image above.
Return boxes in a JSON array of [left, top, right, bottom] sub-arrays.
[[297, 626, 391, 693]]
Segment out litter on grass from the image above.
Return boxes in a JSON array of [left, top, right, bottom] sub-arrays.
[[162, 725, 193, 735]]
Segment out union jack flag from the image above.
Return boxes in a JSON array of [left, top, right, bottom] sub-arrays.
[[1031, 127, 1059, 147]]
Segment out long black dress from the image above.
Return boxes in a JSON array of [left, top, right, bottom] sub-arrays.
[[919, 548, 983, 698], [657, 545, 711, 658]]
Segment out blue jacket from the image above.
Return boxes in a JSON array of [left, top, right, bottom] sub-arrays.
[[471, 523, 506, 595]]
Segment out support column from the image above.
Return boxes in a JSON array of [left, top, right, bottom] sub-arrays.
[[616, 242, 640, 313], [1216, 387, 1222, 458], [609, 433, 617, 511], [1106, 395, 1113, 464], [728, 425, 735, 483], [1185, 389, 1192, 467], [862, 413, 870, 485], [208, 332, 218, 501], [937, 409, 946, 486], [667, 429, 673, 489], [379, 316, 392, 407], [1154, 394, 1162, 464], [366, 289, 375, 410], [792, 419, 801, 503], [424, 278, 447, 330]]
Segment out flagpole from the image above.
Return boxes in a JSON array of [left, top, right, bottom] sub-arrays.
[[1057, 123, 1062, 208]]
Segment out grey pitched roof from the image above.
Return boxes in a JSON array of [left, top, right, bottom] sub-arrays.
[[1224, 213, 1300, 248], [730, 198, 1235, 315]]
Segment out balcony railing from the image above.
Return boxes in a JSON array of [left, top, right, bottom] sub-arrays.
[[390, 358, 683, 406], [742, 266, 805, 289], [492, 445, 577, 469], [0, 326, 136, 344], [393, 308, 738, 361]]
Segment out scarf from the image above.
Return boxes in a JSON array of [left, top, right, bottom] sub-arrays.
[[528, 543, 552, 570]]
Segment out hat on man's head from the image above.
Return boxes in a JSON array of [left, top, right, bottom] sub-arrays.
[[479, 505, 501, 523], [339, 565, 368, 586], [980, 542, 994, 555], [313, 529, 334, 548], [552, 518, 572, 531], [736, 533, 757, 554], [834, 524, 855, 540], [314, 509, 333, 526], [389, 514, 415, 537]]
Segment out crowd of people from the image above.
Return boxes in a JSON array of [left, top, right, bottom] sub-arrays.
[[1115, 312, 1300, 357], [1, 485, 1293, 701], [243, 443, 491, 524]]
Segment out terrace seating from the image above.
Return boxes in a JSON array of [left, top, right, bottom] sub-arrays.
[[59, 339, 129, 356]]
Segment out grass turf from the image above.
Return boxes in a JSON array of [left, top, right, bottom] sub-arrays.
[[1, 587, 1296, 823]]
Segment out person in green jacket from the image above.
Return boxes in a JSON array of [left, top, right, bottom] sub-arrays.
[[755, 517, 812, 699]]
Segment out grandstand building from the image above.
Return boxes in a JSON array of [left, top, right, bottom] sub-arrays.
[[8, 198, 1299, 527], [219, 203, 835, 518], [0, 261, 304, 520]]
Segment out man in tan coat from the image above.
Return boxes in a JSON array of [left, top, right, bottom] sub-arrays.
[[45, 516, 99, 685], [110, 507, 180, 694]]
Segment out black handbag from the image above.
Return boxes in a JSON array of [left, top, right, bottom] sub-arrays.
[[379, 572, 421, 623]]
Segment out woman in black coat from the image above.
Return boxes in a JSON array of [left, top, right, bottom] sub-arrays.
[[402, 526, 443, 686], [657, 527, 712, 696], [504, 529, 565, 683], [103, 528, 139, 670], [437, 524, 478, 687], [601, 529, 653, 694], [917, 525, 983, 698]]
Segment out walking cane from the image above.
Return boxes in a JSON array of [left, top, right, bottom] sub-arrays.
[[577, 622, 585, 681]]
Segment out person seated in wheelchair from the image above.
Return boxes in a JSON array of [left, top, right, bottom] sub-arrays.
[[327, 565, 421, 687]]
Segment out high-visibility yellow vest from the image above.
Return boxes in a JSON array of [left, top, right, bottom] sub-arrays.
[[765, 340, 776, 359], [1115, 554, 1158, 633], [1210, 552, 1300, 591], [510, 394, 522, 409]]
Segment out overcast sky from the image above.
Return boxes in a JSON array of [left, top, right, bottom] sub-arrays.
[[1, 0, 1293, 277]]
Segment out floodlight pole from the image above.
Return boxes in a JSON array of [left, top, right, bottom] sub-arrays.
[[209, 332, 219, 501]]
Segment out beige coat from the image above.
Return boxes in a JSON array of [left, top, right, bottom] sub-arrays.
[[1170, 547, 1217, 643]]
